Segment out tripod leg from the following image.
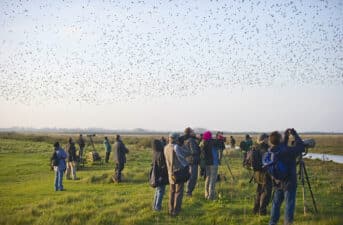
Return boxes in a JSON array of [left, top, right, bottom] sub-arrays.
[[303, 163, 318, 214], [299, 162, 307, 215], [223, 156, 235, 180]]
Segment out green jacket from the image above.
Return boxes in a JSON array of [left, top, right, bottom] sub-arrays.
[[104, 140, 111, 152]]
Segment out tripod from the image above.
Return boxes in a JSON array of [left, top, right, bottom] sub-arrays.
[[297, 152, 318, 215], [222, 153, 235, 180]]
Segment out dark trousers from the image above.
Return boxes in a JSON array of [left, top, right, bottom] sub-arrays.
[[218, 149, 224, 164], [254, 175, 272, 214], [105, 151, 111, 163], [114, 163, 124, 182], [169, 183, 184, 215], [186, 164, 198, 195]]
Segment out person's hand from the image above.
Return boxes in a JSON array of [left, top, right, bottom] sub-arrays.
[[289, 128, 297, 136], [284, 129, 291, 137]]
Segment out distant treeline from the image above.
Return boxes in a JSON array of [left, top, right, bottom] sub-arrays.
[[0, 127, 342, 135]]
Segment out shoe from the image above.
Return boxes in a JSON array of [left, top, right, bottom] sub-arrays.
[[253, 208, 259, 214], [186, 193, 192, 197], [259, 209, 267, 216]]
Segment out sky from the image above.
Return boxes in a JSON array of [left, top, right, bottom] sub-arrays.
[[0, 0, 342, 132]]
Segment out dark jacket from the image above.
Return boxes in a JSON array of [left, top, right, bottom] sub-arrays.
[[113, 140, 129, 164], [152, 140, 169, 186], [66, 142, 77, 162], [270, 132, 304, 191], [201, 139, 215, 166], [216, 139, 226, 151], [184, 135, 201, 165], [78, 137, 85, 148], [253, 142, 269, 171]]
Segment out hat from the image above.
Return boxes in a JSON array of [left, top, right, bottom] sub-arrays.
[[169, 132, 179, 140], [258, 133, 269, 142], [203, 131, 212, 141]]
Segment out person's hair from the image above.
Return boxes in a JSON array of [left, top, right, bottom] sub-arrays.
[[184, 127, 192, 135], [104, 136, 108, 139], [245, 134, 250, 139], [68, 137, 72, 143], [53, 142, 60, 148], [115, 134, 121, 141], [269, 131, 282, 146], [152, 139, 163, 152]]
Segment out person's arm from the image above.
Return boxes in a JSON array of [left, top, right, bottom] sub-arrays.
[[284, 129, 305, 158], [283, 129, 290, 145], [122, 143, 129, 153]]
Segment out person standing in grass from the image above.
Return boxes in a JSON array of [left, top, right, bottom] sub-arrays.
[[77, 134, 85, 162], [164, 133, 190, 216], [183, 127, 200, 197], [51, 142, 67, 191], [103, 136, 112, 163], [241, 134, 253, 166], [113, 134, 129, 183], [230, 136, 236, 149], [65, 138, 78, 180], [151, 139, 169, 211], [268, 129, 305, 225], [216, 131, 226, 164], [201, 131, 219, 200], [252, 133, 272, 215]]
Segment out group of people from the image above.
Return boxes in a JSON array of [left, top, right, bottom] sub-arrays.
[[50, 127, 305, 225], [151, 128, 234, 215], [50, 134, 129, 190], [150, 127, 305, 225]]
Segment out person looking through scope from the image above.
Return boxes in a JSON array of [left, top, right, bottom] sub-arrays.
[[266, 128, 305, 225]]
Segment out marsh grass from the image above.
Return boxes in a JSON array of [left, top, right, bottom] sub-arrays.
[[0, 134, 342, 225]]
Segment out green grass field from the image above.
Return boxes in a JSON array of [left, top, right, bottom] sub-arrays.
[[0, 133, 342, 225]]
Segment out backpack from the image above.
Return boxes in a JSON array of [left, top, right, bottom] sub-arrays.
[[263, 151, 288, 182], [149, 163, 158, 188], [92, 151, 101, 161], [51, 151, 59, 167], [244, 147, 261, 171]]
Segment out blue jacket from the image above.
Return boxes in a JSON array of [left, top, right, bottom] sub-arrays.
[[56, 147, 67, 171], [104, 139, 112, 152], [270, 132, 304, 191]]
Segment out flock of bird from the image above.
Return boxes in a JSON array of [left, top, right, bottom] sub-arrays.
[[0, 0, 342, 104]]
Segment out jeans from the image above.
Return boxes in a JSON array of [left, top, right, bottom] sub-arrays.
[[205, 165, 218, 200], [153, 185, 166, 211], [186, 164, 198, 195], [54, 169, 64, 191], [269, 188, 297, 225]]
